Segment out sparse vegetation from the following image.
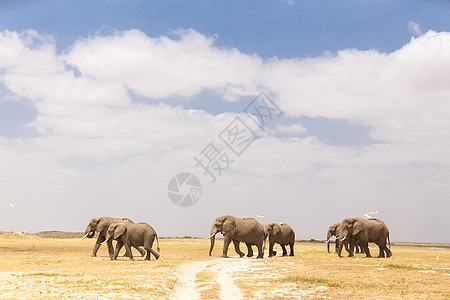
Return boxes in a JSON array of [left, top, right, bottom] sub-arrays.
[[0, 232, 449, 299]]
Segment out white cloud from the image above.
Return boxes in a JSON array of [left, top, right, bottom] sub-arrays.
[[408, 21, 423, 37], [0, 29, 449, 242], [65, 29, 262, 100], [276, 124, 307, 134]]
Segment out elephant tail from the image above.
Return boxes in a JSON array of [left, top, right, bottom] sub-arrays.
[[156, 235, 160, 253]]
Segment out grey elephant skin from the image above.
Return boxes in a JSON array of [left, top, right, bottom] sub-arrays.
[[326, 223, 340, 254], [336, 217, 392, 258], [209, 215, 265, 259], [326, 222, 363, 255], [106, 222, 161, 261], [83, 216, 145, 258], [263, 223, 295, 257]]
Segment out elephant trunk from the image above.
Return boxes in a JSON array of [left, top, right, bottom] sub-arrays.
[[84, 227, 95, 239], [209, 235, 215, 256], [208, 228, 218, 256], [337, 238, 344, 257], [326, 231, 332, 253]]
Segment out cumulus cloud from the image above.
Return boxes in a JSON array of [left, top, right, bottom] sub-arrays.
[[65, 29, 262, 100], [0, 29, 449, 242]]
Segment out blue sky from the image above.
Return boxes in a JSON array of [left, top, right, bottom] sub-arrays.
[[1, 1, 450, 243], [2, 0, 450, 57]]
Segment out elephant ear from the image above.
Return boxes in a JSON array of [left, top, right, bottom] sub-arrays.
[[272, 223, 281, 235], [222, 219, 236, 234], [114, 224, 127, 239], [352, 219, 365, 237], [97, 219, 109, 233], [263, 224, 270, 235]]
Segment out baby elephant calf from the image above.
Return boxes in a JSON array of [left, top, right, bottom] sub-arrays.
[[106, 222, 161, 261]]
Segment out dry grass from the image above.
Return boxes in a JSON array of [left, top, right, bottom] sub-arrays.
[[0, 232, 449, 299], [235, 242, 450, 299], [0, 233, 210, 299], [195, 270, 220, 299]]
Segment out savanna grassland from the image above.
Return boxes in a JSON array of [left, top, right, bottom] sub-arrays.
[[0, 231, 449, 299]]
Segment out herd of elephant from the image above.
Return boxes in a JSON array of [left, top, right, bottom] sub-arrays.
[[81, 215, 392, 261], [326, 217, 392, 258]]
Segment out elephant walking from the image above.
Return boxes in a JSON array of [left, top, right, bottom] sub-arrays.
[[105, 222, 161, 261], [209, 215, 265, 259], [263, 223, 295, 257], [327, 222, 363, 254], [326, 223, 340, 254], [336, 217, 392, 258], [82, 216, 145, 258]]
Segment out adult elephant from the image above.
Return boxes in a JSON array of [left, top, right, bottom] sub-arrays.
[[209, 215, 265, 259], [336, 217, 392, 258], [105, 222, 161, 261], [263, 223, 295, 257], [326, 222, 364, 254], [326, 223, 340, 254], [82, 216, 145, 258]]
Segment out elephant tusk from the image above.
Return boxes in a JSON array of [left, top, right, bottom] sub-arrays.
[[206, 233, 216, 239], [341, 236, 346, 241], [80, 233, 90, 240], [326, 237, 333, 243], [99, 239, 109, 245]]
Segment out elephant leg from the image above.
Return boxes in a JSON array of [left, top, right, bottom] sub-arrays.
[[377, 244, 385, 258], [233, 240, 245, 258], [355, 243, 360, 254], [281, 244, 288, 256], [362, 242, 371, 258], [384, 244, 392, 258], [346, 243, 354, 257], [106, 238, 115, 258], [113, 240, 124, 260], [349, 238, 356, 257], [144, 238, 160, 260], [121, 247, 143, 258], [268, 240, 276, 257], [136, 246, 146, 257], [256, 242, 264, 259], [222, 236, 232, 258], [344, 242, 350, 253], [147, 248, 160, 260], [289, 242, 294, 256], [124, 243, 134, 261], [91, 235, 105, 257], [122, 248, 135, 258], [245, 243, 253, 257]]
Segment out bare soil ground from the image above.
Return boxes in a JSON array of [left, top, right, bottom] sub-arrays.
[[0, 232, 449, 299]]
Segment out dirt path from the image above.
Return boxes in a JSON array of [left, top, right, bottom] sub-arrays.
[[170, 258, 255, 300]]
